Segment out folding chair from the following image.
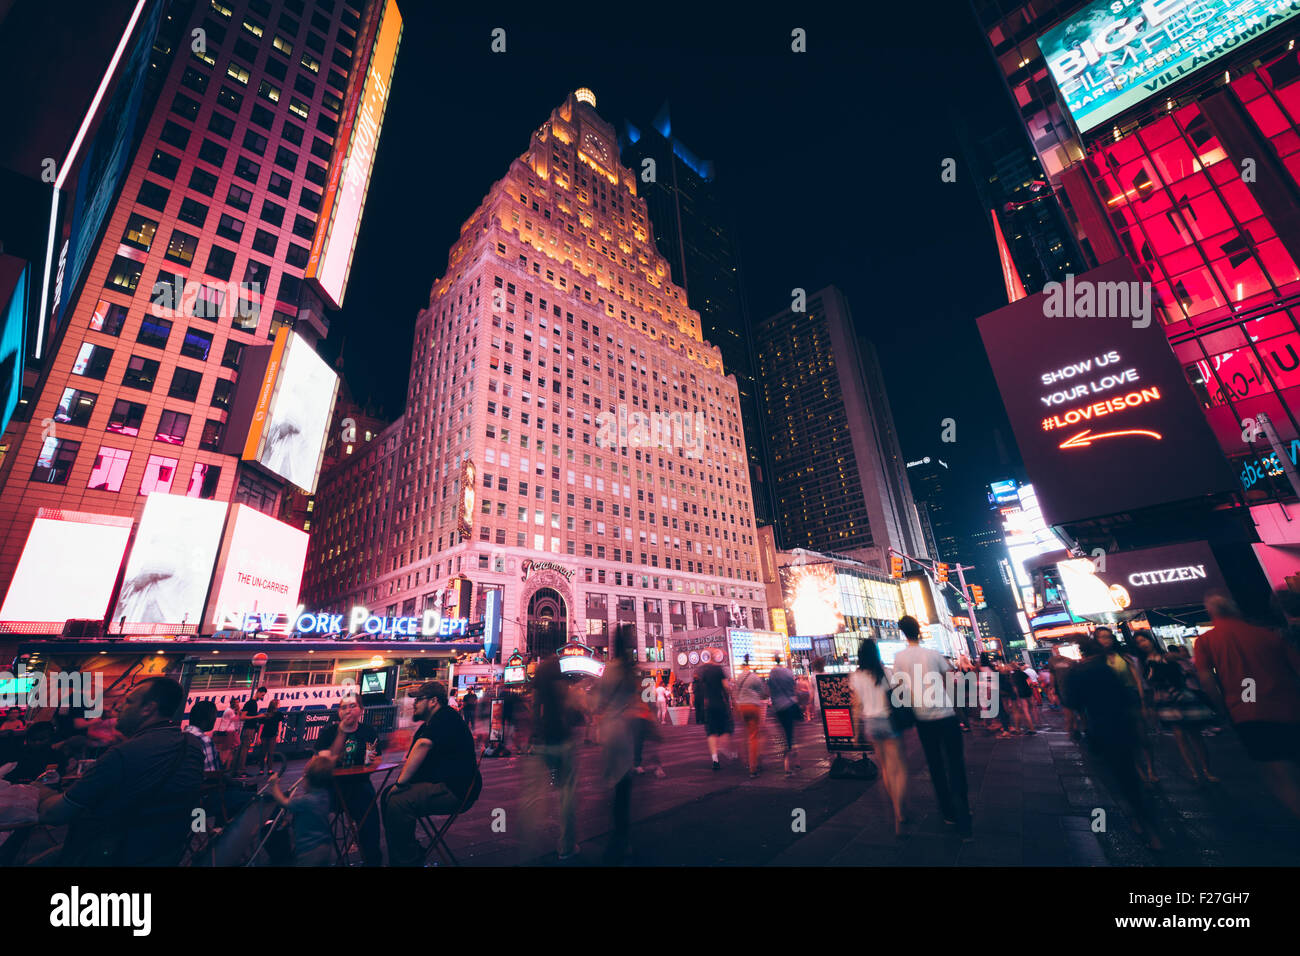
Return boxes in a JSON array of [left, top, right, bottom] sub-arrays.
[[416, 745, 486, 866]]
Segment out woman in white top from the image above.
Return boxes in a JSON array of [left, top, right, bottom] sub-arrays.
[[850, 638, 909, 834]]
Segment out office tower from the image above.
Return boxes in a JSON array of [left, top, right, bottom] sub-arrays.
[[906, 455, 963, 564], [304, 89, 764, 661], [755, 285, 928, 568], [619, 105, 771, 525], [0, 0, 390, 597], [960, 124, 1081, 296]]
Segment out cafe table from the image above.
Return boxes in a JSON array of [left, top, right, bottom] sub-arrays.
[[330, 760, 400, 864]]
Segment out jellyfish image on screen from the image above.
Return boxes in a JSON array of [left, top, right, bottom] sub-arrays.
[[259, 337, 336, 491], [114, 496, 226, 625]]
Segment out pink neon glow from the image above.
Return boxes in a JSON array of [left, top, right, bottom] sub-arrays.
[[0, 514, 132, 624]]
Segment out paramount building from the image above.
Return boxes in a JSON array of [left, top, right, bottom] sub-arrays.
[[303, 90, 764, 662]]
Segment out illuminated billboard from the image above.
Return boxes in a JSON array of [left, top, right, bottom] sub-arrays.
[[204, 505, 309, 633], [779, 562, 844, 636], [1059, 541, 1227, 618], [0, 510, 133, 625], [0, 257, 28, 437], [305, 0, 403, 308], [112, 494, 228, 627], [976, 258, 1234, 526], [1038, 0, 1300, 134], [240, 328, 339, 493]]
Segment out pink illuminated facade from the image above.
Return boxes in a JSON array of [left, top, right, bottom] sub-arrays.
[[305, 91, 764, 661], [0, 0, 372, 604]]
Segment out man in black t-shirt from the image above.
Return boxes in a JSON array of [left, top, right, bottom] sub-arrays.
[[232, 687, 266, 777], [317, 695, 383, 865], [382, 681, 479, 866]]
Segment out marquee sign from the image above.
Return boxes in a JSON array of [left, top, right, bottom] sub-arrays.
[[222, 606, 469, 638], [521, 559, 574, 582]]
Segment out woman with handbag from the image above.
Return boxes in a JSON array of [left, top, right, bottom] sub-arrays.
[[850, 639, 909, 835], [1133, 631, 1218, 784]]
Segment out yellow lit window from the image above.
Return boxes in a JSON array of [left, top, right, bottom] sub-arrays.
[[193, 48, 216, 67], [242, 19, 264, 37], [226, 61, 250, 85], [288, 98, 309, 120], [273, 35, 293, 55], [259, 81, 280, 103], [210, 0, 233, 17], [300, 52, 320, 73]]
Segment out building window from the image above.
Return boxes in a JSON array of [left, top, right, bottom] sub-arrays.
[[217, 85, 243, 112], [72, 343, 113, 379], [121, 214, 158, 251], [226, 61, 251, 85], [54, 387, 97, 427], [181, 327, 214, 361], [205, 245, 237, 281], [168, 368, 203, 402], [148, 149, 181, 179], [177, 197, 209, 227], [30, 436, 80, 485], [200, 419, 224, 450], [187, 462, 222, 499], [106, 399, 146, 436], [156, 409, 192, 444], [123, 355, 161, 391], [159, 121, 191, 149], [104, 255, 143, 292], [226, 184, 253, 212], [220, 340, 243, 369], [189, 167, 219, 196], [216, 213, 244, 242], [136, 316, 172, 349], [140, 454, 179, 495], [257, 80, 281, 103], [192, 283, 226, 320], [260, 200, 285, 227], [252, 229, 277, 256], [211, 378, 234, 410], [87, 447, 130, 492], [234, 155, 261, 182], [89, 300, 127, 336], [164, 230, 199, 265], [243, 130, 269, 155]]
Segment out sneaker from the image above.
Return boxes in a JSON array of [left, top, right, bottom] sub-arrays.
[[711, 759, 720, 771]]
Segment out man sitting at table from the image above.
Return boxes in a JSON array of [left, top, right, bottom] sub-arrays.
[[316, 694, 383, 865], [37, 677, 204, 866], [382, 681, 480, 866]]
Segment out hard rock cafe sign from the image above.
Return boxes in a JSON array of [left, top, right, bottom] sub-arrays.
[[520, 559, 574, 582]]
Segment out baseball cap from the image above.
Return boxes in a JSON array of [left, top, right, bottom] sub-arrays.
[[412, 681, 446, 701]]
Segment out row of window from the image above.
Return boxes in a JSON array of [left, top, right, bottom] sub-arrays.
[[32, 436, 221, 498]]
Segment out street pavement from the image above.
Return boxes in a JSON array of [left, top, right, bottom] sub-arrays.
[[291, 706, 1300, 866]]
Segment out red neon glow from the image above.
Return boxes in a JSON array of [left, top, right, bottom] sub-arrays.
[[991, 209, 1027, 304], [1058, 428, 1163, 449]]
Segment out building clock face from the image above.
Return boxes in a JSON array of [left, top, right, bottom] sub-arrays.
[[583, 131, 609, 166]]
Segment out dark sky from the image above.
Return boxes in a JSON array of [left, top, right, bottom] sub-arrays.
[[332, 4, 1029, 508]]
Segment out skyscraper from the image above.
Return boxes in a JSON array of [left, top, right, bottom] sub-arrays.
[[0, 0, 389, 597], [755, 285, 928, 569], [906, 455, 962, 565], [619, 104, 770, 525], [304, 89, 764, 661]]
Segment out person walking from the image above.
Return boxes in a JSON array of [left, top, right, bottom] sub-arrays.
[[522, 652, 581, 861], [893, 616, 971, 840], [259, 698, 283, 775], [696, 660, 732, 771], [596, 628, 640, 864], [231, 686, 266, 777], [1133, 630, 1217, 784], [1064, 638, 1162, 850], [850, 638, 908, 833], [733, 654, 769, 778], [767, 655, 802, 777], [461, 687, 478, 737], [1095, 627, 1157, 783], [655, 680, 670, 725], [1195, 592, 1300, 818]]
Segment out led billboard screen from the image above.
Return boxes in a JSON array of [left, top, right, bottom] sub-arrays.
[[242, 328, 339, 493], [306, 0, 403, 308], [113, 494, 228, 627], [779, 562, 844, 636], [1060, 541, 1227, 616], [1038, 0, 1300, 134], [204, 504, 309, 633], [976, 258, 1234, 526], [0, 257, 29, 437], [0, 510, 133, 625]]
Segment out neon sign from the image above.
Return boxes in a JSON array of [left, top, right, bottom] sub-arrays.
[[224, 607, 468, 638]]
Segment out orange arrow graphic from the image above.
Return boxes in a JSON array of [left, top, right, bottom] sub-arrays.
[[1059, 428, 1163, 450]]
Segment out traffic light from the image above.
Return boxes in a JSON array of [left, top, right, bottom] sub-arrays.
[[935, 562, 949, 585], [970, 584, 984, 605], [890, 554, 904, 579]]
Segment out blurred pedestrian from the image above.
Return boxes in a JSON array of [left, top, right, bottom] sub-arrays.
[[894, 616, 971, 839], [850, 639, 908, 833], [768, 655, 801, 776], [1065, 638, 1162, 850], [231, 686, 266, 777], [267, 755, 336, 866], [596, 628, 640, 864], [1133, 630, 1216, 784], [259, 698, 283, 775], [733, 654, 769, 778], [1195, 592, 1300, 818], [522, 653, 581, 861], [1095, 627, 1156, 783], [696, 659, 732, 770], [655, 680, 670, 725], [462, 687, 479, 737]]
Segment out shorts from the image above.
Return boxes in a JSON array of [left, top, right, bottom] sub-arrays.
[[864, 716, 899, 741], [1234, 721, 1300, 762], [704, 706, 729, 737], [775, 705, 798, 749]]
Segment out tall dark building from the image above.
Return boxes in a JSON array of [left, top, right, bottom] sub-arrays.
[[905, 455, 963, 564], [620, 104, 770, 524], [756, 285, 928, 570]]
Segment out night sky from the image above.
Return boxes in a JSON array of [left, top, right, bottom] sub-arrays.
[[331, 4, 1030, 506]]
